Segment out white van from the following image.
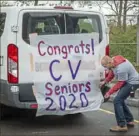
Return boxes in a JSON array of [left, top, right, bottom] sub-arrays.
[[0, 6, 109, 117]]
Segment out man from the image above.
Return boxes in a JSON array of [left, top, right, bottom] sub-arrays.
[[100, 55, 139, 132]]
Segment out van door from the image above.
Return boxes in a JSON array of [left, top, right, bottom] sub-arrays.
[[64, 10, 108, 51], [17, 9, 107, 83], [17, 9, 66, 83], [16, 9, 66, 101], [16, 9, 106, 105], [64, 10, 108, 77]]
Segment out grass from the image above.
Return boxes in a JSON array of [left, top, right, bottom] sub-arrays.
[[110, 43, 139, 72]]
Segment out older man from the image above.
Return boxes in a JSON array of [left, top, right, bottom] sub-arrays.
[[100, 55, 139, 132]]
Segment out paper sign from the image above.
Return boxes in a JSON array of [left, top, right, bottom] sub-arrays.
[[29, 33, 104, 116]]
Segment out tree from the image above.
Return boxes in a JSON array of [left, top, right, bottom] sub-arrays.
[[106, 0, 138, 32], [91, 1, 107, 10], [14, 0, 34, 6], [0, 1, 11, 6], [106, 0, 123, 29], [77, 0, 92, 8], [34, 0, 38, 6], [60, 0, 92, 7], [14, 0, 39, 6], [123, 0, 128, 31], [123, 0, 138, 31]]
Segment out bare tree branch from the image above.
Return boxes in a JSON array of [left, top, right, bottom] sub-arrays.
[[123, 0, 128, 31], [0, 1, 10, 6], [126, 2, 134, 9], [113, 0, 119, 13], [92, 1, 106, 11], [126, 5, 137, 11], [106, 0, 118, 15], [34, 0, 38, 6]]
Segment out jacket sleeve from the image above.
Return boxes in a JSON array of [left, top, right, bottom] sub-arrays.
[[105, 70, 115, 83], [107, 81, 126, 95]]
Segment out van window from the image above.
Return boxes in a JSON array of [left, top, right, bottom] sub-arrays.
[[22, 12, 65, 43], [65, 14, 102, 42], [22, 12, 102, 44], [0, 13, 6, 37]]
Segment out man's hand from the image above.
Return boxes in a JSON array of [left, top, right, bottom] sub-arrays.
[[104, 92, 110, 99], [99, 80, 106, 88]]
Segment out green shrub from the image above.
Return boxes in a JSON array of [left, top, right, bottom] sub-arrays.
[[109, 25, 139, 72]]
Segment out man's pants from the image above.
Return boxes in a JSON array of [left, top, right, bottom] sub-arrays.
[[113, 82, 139, 127]]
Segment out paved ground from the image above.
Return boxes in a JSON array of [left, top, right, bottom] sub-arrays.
[[0, 102, 139, 136]]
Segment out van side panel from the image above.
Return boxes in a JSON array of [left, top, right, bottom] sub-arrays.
[[0, 9, 18, 80], [16, 9, 65, 102], [0, 9, 36, 108], [0, 9, 17, 106], [17, 9, 65, 83]]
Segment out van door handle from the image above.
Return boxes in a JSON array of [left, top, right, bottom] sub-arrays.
[[0, 56, 4, 66]]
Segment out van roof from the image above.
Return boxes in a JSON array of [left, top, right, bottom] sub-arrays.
[[0, 6, 103, 15]]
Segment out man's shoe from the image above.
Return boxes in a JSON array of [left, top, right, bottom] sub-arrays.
[[110, 126, 128, 132], [127, 122, 135, 127]]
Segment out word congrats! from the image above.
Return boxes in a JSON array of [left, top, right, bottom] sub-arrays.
[[38, 39, 94, 59]]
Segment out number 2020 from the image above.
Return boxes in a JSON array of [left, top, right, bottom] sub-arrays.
[[45, 93, 89, 111]]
